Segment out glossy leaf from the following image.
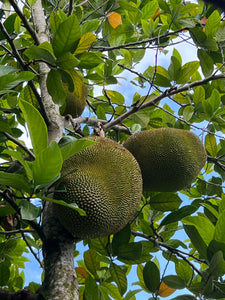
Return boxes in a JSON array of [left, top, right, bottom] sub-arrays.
[[84, 249, 100, 278], [46, 69, 66, 105], [143, 261, 160, 293], [33, 141, 63, 185], [183, 215, 215, 245], [110, 263, 127, 296], [19, 99, 48, 156], [52, 14, 81, 57], [0, 171, 30, 192], [60, 137, 96, 161], [150, 193, 182, 211], [163, 275, 186, 289], [19, 200, 41, 221], [74, 32, 96, 55], [160, 205, 198, 226]]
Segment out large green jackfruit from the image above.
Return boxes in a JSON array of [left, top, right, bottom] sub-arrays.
[[60, 83, 88, 118], [53, 136, 143, 239], [123, 128, 207, 192]]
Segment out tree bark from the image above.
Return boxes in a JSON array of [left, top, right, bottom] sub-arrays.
[[31, 1, 79, 299]]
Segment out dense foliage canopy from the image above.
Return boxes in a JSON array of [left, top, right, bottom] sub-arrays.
[[1, 0, 225, 299]]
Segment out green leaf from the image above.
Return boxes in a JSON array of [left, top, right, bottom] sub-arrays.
[[0, 171, 30, 192], [214, 210, 225, 244], [0, 258, 10, 286], [150, 193, 182, 211], [0, 72, 36, 92], [84, 249, 100, 278], [112, 224, 131, 254], [84, 276, 99, 300], [110, 263, 127, 296], [176, 61, 200, 84], [74, 32, 96, 55], [170, 295, 196, 300], [197, 49, 214, 77], [60, 137, 96, 161], [160, 205, 198, 226], [183, 106, 194, 121], [77, 52, 104, 69], [205, 134, 217, 157], [182, 215, 215, 245], [143, 261, 160, 293], [205, 10, 221, 39], [216, 21, 225, 42], [52, 14, 81, 57], [175, 260, 193, 284], [24, 44, 56, 66], [168, 49, 182, 81], [114, 242, 143, 262], [104, 90, 125, 105], [41, 196, 86, 216], [99, 282, 123, 300], [208, 251, 225, 277], [33, 141, 63, 185], [184, 225, 208, 258], [19, 99, 48, 156], [56, 52, 80, 70], [3, 150, 33, 180], [141, 0, 158, 19], [0, 205, 16, 217], [19, 200, 41, 221], [163, 275, 186, 289], [0, 66, 18, 76], [193, 86, 205, 105], [207, 240, 225, 261], [46, 69, 66, 105]]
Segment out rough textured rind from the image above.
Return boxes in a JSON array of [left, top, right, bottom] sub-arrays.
[[123, 128, 207, 192], [60, 83, 88, 118], [53, 136, 143, 239]]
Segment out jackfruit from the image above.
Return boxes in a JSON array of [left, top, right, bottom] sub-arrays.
[[53, 136, 143, 239], [60, 83, 88, 118], [123, 128, 207, 192]]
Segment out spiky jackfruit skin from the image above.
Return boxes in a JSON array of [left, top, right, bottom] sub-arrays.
[[60, 83, 88, 118], [53, 136, 143, 240], [123, 128, 207, 192]]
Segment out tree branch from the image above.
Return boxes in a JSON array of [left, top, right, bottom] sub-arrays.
[[92, 28, 188, 51], [0, 21, 50, 126], [9, 0, 39, 45], [132, 230, 205, 276], [2, 132, 35, 160], [103, 73, 225, 131]]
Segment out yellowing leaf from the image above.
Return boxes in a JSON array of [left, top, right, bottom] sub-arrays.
[[75, 267, 88, 279], [107, 12, 122, 29], [74, 32, 96, 55], [158, 281, 176, 297], [152, 8, 160, 20]]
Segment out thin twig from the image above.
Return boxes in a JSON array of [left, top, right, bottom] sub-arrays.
[[2, 132, 35, 160], [9, 0, 39, 45], [103, 73, 225, 131], [21, 230, 44, 268], [132, 230, 205, 276], [0, 229, 35, 234]]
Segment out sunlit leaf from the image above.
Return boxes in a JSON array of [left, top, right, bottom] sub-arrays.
[[74, 32, 96, 55], [33, 141, 63, 185], [19, 99, 48, 156]]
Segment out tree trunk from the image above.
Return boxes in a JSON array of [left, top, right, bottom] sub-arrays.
[[31, 1, 79, 299]]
